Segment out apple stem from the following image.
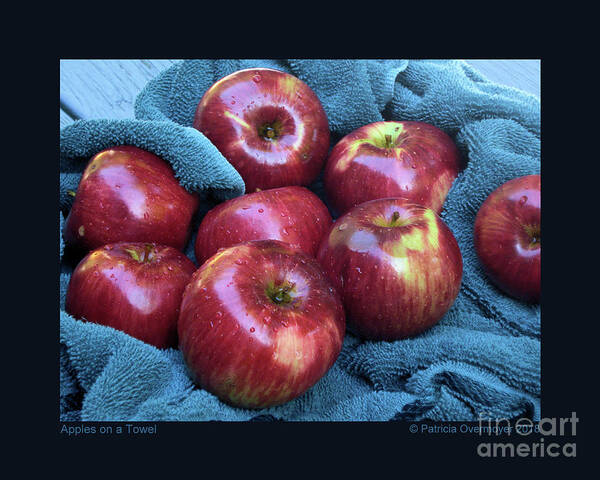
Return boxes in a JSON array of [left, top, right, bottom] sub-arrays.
[[392, 211, 400, 223], [273, 285, 291, 303], [268, 283, 295, 305], [385, 134, 393, 149], [143, 244, 155, 262]]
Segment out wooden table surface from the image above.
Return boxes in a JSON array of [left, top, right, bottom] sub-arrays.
[[60, 59, 540, 128]]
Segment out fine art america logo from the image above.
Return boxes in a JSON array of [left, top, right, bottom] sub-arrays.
[[476, 412, 578, 458], [408, 412, 578, 458]]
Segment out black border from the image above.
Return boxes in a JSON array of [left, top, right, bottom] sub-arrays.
[[31, 52, 584, 467]]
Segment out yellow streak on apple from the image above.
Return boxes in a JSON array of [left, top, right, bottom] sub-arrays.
[[334, 122, 406, 173], [195, 248, 233, 284], [223, 110, 251, 130], [334, 139, 373, 172], [423, 210, 440, 249], [387, 209, 441, 293], [278, 74, 300, 98]]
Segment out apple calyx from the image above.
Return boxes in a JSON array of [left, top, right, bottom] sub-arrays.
[[266, 282, 296, 306], [523, 224, 541, 247], [258, 121, 282, 141]]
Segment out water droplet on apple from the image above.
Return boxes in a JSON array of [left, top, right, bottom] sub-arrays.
[[216, 311, 223, 318], [250, 327, 255, 333], [282, 228, 289, 236], [258, 208, 264, 213], [519, 195, 528, 205], [355, 267, 362, 274], [280, 212, 286, 217], [252, 74, 262, 83], [231, 100, 236, 105], [295, 351, 302, 359], [338, 223, 348, 231]]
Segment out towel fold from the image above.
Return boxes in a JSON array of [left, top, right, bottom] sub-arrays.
[[60, 59, 540, 421]]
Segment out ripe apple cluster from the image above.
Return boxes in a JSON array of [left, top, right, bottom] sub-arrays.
[[63, 67, 540, 409]]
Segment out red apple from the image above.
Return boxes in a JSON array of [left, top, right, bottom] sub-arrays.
[[193, 68, 330, 193], [474, 174, 540, 303], [63, 145, 199, 253], [194, 186, 332, 265], [317, 198, 462, 341], [323, 121, 461, 215], [178, 240, 345, 408], [65, 242, 197, 349]]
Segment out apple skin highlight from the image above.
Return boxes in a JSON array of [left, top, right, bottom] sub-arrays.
[[63, 145, 199, 254], [323, 121, 461, 216], [65, 242, 197, 349], [178, 240, 345, 409], [317, 198, 463, 341], [194, 186, 332, 265], [194, 68, 330, 194], [474, 174, 541, 303]]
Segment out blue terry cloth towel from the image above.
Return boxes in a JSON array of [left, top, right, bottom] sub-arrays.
[[60, 59, 540, 422]]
